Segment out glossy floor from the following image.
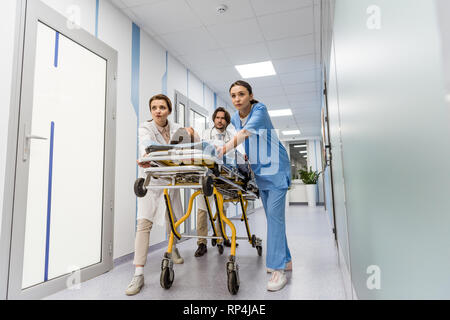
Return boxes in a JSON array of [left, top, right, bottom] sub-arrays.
[[45, 204, 347, 300]]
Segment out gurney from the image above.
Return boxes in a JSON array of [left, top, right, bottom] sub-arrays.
[[133, 140, 262, 295]]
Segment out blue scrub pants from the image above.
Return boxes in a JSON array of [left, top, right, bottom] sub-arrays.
[[260, 188, 291, 270]]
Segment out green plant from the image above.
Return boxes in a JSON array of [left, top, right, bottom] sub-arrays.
[[298, 167, 322, 185]]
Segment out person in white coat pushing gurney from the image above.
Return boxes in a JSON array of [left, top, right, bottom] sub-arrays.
[[126, 94, 196, 296], [194, 107, 239, 257]]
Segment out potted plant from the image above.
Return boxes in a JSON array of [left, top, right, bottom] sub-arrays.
[[298, 167, 322, 207]]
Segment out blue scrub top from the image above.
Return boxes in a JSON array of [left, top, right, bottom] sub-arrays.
[[231, 102, 291, 191]]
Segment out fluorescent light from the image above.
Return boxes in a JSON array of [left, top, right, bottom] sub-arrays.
[[294, 144, 307, 148], [300, 151, 307, 154], [235, 61, 276, 79], [282, 130, 300, 136], [268, 109, 292, 117]]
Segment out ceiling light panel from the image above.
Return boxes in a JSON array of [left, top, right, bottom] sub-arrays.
[[235, 61, 276, 79], [268, 109, 293, 117], [282, 130, 301, 135]]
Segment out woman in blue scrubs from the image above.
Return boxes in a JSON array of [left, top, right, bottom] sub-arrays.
[[218, 80, 292, 292]]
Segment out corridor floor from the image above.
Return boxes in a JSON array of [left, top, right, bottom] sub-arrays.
[[45, 204, 347, 300]]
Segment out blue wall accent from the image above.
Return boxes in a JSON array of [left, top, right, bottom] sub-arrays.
[[214, 92, 217, 109], [131, 23, 140, 117], [95, 0, 99, 38], [162, 51, 168, 95], [54, 32, 59, 68], [186, 69, 190, 99], [44, 121, 55, 281], [131, 23, 140, 227], [202, 82, 205, 107]]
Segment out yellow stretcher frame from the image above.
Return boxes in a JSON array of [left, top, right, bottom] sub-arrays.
[[161, 186, 262, 295]]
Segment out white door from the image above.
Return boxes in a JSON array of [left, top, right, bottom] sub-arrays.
[[6, 1, 117, 299]]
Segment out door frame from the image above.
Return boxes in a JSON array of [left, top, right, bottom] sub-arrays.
[[322, 67, 338, 243], [0, 0, 117, 300], [174, 91, 208, 235]]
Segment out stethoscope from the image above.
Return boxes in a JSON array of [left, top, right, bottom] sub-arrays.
[[209, 127, 231, 141]]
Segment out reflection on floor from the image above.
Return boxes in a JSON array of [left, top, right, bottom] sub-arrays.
[[45, 204, 347, 300]]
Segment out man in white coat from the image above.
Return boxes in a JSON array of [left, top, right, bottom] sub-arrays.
[[126, 94, 191, 296], [195, 107, 237, 257]]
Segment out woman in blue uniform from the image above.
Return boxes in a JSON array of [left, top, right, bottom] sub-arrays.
[[218, 80, 292, 292]]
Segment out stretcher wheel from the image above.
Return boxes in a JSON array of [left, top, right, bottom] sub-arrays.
[[211, 239, 217, 247], [256, 246, 262, 256], [251, 235, 257, 248], [227, 271, 239, 295], [202, 176, 214, 197], [213, 164, 220, 177], [160, 267, 174, 289], [217, 244, 224, 255], [134, 178, 147, 198]]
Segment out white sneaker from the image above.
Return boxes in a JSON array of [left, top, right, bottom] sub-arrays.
[[125, 275, 144, 296], [267, 270, 287, 292], [267, 261, 292, 273], [172, 248, 184, 264]]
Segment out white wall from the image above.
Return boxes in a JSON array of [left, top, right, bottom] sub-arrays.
[[1, 0, 231, 260], [307, 139, 324, 203], [0, 0, 19, 237], [330, 0, 450, 299]]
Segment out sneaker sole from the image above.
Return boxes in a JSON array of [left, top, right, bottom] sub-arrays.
[[125, 285, 144, 296], [267, 280, 287, 292]]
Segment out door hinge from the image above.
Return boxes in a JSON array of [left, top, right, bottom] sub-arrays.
[[110, 200, 114, 211]]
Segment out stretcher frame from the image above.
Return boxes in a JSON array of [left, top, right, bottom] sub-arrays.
[[134, 146, 262, 295]]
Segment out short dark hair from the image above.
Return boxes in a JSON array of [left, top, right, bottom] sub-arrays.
[[149, 94, 172, 113], [229, 80, 259, 105], [212, 107, 231, 125]]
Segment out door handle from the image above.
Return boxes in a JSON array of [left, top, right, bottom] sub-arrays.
[[26, 135, 48, 141], [23, 124, 48, 162]]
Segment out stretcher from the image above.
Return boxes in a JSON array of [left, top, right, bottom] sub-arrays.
[[133, 141, 262, 295]]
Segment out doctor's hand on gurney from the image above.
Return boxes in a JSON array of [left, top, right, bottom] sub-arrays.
[[137, 157, 153, 168]]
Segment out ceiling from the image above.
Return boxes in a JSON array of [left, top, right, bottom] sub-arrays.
[[110, 0, 323, 139]]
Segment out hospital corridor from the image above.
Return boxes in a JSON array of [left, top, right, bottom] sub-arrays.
[[2, 0, 450, 302]]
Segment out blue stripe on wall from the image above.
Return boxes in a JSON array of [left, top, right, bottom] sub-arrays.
[[202, 82, 205, 107], [162, 51, 168, 95], [131, 23, 140, 116], [187, 69, 190, 99], [95, 0, 99, 38], [132, 22, 141, 228], [44, 121, 55, 281], [214, 93, 217, 109], [54, 32, 59, 68]]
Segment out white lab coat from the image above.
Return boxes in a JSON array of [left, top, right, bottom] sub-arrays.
[[197, 126, 236, 212], [137, 120, 184, 226]]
